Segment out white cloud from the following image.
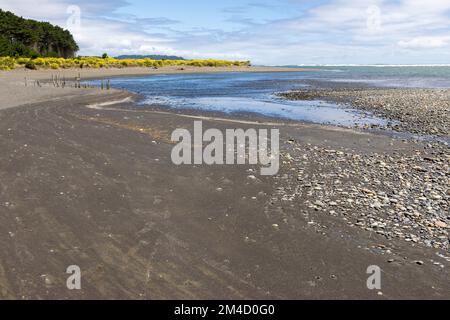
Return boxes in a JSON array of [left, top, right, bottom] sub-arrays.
[[72, 17, 174, 55], [1, 0, 450, 64], [398, 37, 449, 49]]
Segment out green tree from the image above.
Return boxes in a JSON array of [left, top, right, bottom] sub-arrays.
[[0, 9, 79, 58]]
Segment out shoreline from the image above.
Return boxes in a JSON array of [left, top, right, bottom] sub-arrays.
[[0, 65, 303, 110], [2, 65, 305, 81], [278, 88, 450, 139], [0, 66, 449, 299]]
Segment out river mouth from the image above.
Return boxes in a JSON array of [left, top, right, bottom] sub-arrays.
[[84, 71, 449, 144], [138, 94, 389, 128], [85, 72, 389, 128]]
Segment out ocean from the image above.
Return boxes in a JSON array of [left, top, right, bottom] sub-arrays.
[[288, 65, 450, 88]]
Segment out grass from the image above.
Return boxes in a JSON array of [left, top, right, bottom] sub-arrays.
[[0, 56, 251, 71]]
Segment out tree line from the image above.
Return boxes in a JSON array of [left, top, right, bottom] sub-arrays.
[[0, 9, 78, 58]]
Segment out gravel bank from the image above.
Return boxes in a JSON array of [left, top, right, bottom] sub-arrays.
[[278, 88, 450, 138], [275, 139, 450, 252]]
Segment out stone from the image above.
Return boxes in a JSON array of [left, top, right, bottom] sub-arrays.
[[434, 221, 447, 228]]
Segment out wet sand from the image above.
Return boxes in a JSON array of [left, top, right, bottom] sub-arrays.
[[0, 68, 449, 299]]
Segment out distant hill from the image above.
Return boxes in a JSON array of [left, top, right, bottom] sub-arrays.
[[116, 55, 185, 60], [0, 9, 78, 58]]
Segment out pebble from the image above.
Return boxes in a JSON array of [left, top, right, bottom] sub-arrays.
[[269, 136, 450, 253], [434, 221, 447, 228]]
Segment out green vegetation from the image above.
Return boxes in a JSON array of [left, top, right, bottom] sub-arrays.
[[0, 56, 251, 71], [0, 9, 78, 59]]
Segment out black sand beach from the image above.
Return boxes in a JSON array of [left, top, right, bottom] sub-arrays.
[[0, 67, 449, 299]]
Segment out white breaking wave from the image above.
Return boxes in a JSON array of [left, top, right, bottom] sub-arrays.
[[284, 64, 450, 67]]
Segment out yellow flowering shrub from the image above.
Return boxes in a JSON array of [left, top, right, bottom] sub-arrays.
[[0, 56, 251, 71], [0, 57, 16, 70]]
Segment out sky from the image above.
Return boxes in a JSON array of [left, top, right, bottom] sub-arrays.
[[1, 0, 450, 65]]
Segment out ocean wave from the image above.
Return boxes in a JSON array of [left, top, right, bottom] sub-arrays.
[[287, 64, 450, 67]]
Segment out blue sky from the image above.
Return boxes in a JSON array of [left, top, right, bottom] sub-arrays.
[[1, 0, 450, 64]]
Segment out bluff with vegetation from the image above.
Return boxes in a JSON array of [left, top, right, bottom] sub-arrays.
[[0, 9, 79, 58]]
